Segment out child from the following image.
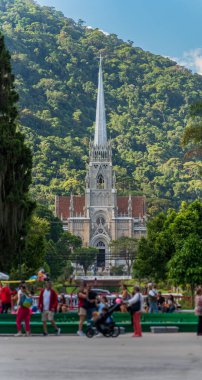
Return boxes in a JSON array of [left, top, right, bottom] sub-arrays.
[[91, 311, 100, 322]]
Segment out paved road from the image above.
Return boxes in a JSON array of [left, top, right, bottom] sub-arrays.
[[0, 333, 202, 380]]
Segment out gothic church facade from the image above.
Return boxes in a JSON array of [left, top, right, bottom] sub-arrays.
[[55, 58, 146, 268]]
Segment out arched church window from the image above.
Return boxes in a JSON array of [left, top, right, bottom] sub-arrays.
[[97, 174, 104, 189], [96, 216, 105, 226]]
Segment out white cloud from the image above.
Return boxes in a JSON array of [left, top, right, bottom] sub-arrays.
[[99, 29, 110, 36], [86, 25, 110, 36], [169, 48, 202, 75]]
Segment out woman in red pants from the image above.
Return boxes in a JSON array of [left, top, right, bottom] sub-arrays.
[[127, 286, 143, 337], [15, 285, 32, 337]]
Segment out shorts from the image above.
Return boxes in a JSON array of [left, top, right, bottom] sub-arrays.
[[42, 311, 54, 322], [78, 307, 87, 316]]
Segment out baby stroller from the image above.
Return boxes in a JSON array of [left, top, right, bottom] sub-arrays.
[[86, 303, 120, 338]]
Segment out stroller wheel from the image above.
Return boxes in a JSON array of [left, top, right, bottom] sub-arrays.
[[102, 330, 111, 337], [86, 327, 95, 338], [111, 326, 120, 337]]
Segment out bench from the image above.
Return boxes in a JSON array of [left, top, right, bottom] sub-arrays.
[[150, 326, 179, 333], [0, 312, 198, 334]]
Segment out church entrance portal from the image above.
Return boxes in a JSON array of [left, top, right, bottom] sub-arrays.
[[96, 241, 106, 268]]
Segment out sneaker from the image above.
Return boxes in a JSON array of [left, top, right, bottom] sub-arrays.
[[25, 332, 31, 337], [43, 332, 48, 336], [95, 333, 102, 338], [77, 331, 85, 336], [56, 328, 61, 336], [14, 332, 23, 337]]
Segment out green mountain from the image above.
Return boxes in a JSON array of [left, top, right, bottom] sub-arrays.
[[0, 0, 201, 213]]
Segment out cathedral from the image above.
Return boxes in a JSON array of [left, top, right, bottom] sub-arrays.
[[55, 58, 146, 269]]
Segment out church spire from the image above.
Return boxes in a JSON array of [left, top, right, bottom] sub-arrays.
[[94, 55, 107, 146]]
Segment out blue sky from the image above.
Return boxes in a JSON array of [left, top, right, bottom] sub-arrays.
[[37, 0, 202, 74]]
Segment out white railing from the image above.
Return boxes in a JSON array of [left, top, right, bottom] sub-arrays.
[[75, 275, 132, 280]]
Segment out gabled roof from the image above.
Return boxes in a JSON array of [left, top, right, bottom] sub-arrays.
[[55, 195, 146, 219], [55, 195, 85, 219], [117, 196, 146, 217]]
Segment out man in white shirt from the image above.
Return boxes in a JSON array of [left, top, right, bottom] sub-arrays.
[[38, 281, 61, 336], [148, 283, 158, 313]]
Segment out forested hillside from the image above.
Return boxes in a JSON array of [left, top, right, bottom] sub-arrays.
[[0, 0, 201, 213]]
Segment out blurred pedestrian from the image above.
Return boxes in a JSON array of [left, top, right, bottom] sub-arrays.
[[195, 287, 202, 336], [148, 283, 158, 313], [0, 282, 2, 313], [38, 280, 60, 336], [77, 283, 88, 336], [15, 284, 32, 337], [85, 284, 97, 321], [58, 294, 68, 313], [167, 294, 176, 313], [157, 292, 165, 312], [127, 286, 144, 337], [121, 284, 130, 312], [1, 283, 11, 313]]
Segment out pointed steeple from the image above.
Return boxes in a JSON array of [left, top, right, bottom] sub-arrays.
[[94, 55, 107, 146]]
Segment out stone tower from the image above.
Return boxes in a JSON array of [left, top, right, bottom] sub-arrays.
[[84, 56, 117, 267]]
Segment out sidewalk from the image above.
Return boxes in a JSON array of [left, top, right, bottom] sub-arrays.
[[0, 333, 202, 380]]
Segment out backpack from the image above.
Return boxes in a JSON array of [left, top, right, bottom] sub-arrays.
[[149, 290, 157, 302], [20, 294, 33, 308]]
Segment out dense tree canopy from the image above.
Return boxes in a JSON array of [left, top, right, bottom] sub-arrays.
[[182, 101, 202, 162], [10, 204, 82, 279], [134, 200, 202, 283], [133, 212, 175, 281], [0, 31, 34, 272], [0, 0, 201, 213], [168, 234, 202, 300]]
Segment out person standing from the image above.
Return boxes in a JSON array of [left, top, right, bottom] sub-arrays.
[[148, 283, 158, 313], [15, 285, 31, 337], [38, 280, 61, 336], [77, 283, 88, 336], [121, 284, 130, 301], [0, 282, 2, 313], [157, 292, 165, 312], [127, 286, 144, 337], [1, 283, 11, 313], [195, 287, 202, 336], [85, 284, 97, 322], [121, 284, 131, 312]]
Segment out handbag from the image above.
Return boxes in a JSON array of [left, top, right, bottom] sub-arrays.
[[128, 295, 141, 313]]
